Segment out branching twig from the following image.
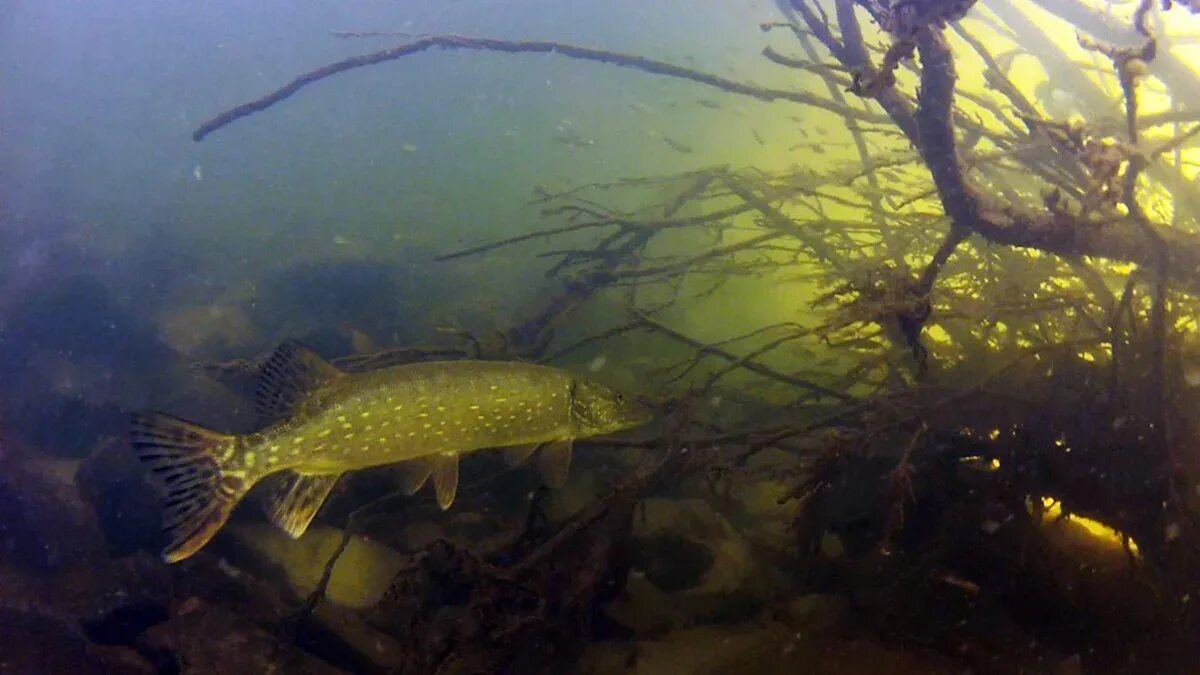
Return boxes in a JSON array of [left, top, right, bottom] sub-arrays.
[[193, 34, 888, 141]]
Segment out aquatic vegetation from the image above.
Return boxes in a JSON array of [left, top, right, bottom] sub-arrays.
[[5, 0, 1200, 672]]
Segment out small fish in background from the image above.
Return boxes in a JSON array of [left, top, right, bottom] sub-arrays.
[[401, 143, 418, 153], [552, 119, 596, 148], [752, 129, 766, 145], [629, 101, 654, 114], [588, 353, 607, 372], [697, 98, 722, 109], [552, 131, 596, 149], [131, 342, 650, 562], [192, 164, 203, 181], [662, 136, 693, 154], [790, 142, 827, 155]]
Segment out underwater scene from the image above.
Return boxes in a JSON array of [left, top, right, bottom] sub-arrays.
[[4, 0, 1200, 672]]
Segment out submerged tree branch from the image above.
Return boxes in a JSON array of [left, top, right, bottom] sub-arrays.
[[634, 312, 856, 402], [193, 34, 888, 141]]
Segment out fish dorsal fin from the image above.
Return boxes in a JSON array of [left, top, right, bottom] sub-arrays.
[[398, 457, 433, 496], [431, 453, 460, 510], [502, 443, 542, 466], [537, 439, 573, 488], [263, 471, 341, 539], [256, 341, 343, 423]]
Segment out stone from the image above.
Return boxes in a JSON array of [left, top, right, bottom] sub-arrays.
[[629, 498, 776, 624], [0, 550, 172, 674], [228, 523, 404, 609], [602, 571, 685, 637], [780, 593, 851, 637], [578, 622, 962, 675], [0, 606, 155, 674], [302, 603, 407, 673], [158, 303, 256, 356], [75, 437, 162, 557], [0, 455, 107, 572], [139, 601, 342, 674]]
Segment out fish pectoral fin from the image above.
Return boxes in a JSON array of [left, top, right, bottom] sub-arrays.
[[431, 453, 460, 510], [536, 439, 574, 489], [255, 341, 344, 424], [502, 443, 543, 466], [397, 457, 433, 496], [263, 471, 342, 539]]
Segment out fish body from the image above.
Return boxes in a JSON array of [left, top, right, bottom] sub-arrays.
[[252, 360, 578, 473], [132, 342, 650, 563]]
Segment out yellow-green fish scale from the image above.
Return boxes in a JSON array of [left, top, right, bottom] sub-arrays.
[[245, 361, 574, 475]]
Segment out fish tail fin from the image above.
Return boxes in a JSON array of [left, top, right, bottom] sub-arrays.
[[130, 412, 250, 563]]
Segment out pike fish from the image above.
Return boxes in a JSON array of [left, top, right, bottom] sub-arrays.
[[131, 342, 651, 563]]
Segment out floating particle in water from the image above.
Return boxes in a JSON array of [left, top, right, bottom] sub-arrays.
[[588, 353, 607, 372], [192, 164, 203, 181], [401, 143, 418, 153]]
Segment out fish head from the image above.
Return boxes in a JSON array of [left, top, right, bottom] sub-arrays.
[[569, 377, 653, 436]]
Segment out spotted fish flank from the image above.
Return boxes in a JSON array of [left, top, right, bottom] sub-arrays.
[[131, 341, 650, 563]]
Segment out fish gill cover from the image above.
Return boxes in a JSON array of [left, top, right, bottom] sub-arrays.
[[3, 0, 1200, 673]]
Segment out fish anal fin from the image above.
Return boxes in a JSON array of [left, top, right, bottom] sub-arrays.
[[502, 443, 542, 466], [536, 439, 573, 489], [264, 471, 342, 539], [398, 457, 433, 496], [431, 453, 460, 510], [256, 341, 343, 423], [130, 412, 248, 563]]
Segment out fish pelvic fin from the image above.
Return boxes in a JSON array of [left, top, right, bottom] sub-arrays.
[[397, 457, 433, 496], [431, 453, 460, 510], [264, 471, 342, 539], [130, 412, 249, 563], [502, 442, 542, 466]]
